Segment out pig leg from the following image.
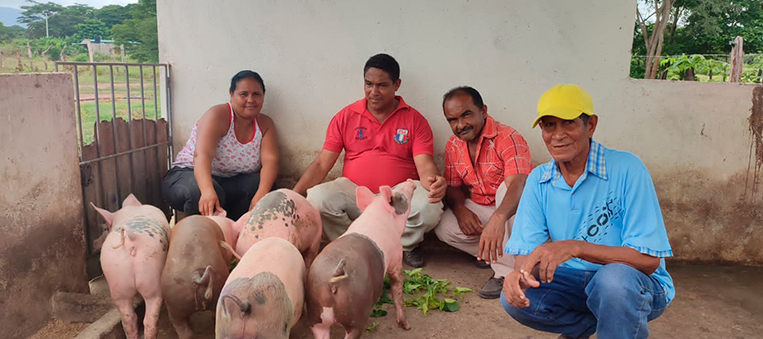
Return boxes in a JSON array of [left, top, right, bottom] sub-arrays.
[[113, 297, 139, 339], [167, 308, 193, 339], [304, 238, 321, 269], [388, 267, 411, 330], [142, 295, 163, 339], [135, 254, 165, 339], [310, 323, 332, 339], [342, 324, 368, 339]]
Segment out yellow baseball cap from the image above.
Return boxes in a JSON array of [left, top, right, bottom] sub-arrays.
[[533, 84, 594, 128]]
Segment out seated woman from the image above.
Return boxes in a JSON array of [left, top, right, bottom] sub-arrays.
[[162, 70, 278, 220]]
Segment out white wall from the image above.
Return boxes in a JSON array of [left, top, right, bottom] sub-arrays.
[[158, 0, 763, 264], [159, 0, 634, 170]]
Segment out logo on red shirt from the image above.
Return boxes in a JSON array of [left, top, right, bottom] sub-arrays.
[[393, 128, 409, 144], [355, 127, 368, 140]]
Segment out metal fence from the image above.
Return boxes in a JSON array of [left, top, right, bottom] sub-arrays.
[[55, 61, 173, 258]]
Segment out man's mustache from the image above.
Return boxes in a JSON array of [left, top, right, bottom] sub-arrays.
[[457, 126, 473, 135]]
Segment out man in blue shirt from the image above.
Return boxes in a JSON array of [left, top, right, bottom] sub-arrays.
[[500, 84, 674, 339]]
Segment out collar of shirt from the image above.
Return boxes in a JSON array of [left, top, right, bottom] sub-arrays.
[[349, 96, 410, 123], [539, 139, 608, 184]]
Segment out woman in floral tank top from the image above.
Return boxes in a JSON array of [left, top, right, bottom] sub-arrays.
[[161, 71, 279, 220]]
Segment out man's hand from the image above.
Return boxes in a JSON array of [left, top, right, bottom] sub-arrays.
[[199, 190, 225, 217], [426, 175, 446, 203], [502, 270, 539, 308], [520, 240, 580, 283], [477, 214, 506, 263], [453, 206, 483, 236]]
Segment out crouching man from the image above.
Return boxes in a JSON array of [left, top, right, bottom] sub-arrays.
[[501, 84, 674, 339]]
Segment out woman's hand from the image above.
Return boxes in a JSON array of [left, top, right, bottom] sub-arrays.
[[199, 189, 224, 216]]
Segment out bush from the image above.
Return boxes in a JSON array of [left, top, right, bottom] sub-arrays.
[[74, 53, 89, 62]]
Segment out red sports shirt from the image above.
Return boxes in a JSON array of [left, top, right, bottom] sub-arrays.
[[444, 115, 532, 205], [323, 96, 434, 193]]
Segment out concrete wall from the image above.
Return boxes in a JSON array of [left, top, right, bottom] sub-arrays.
[[157, 0, 763, 265], [0, 74, 88, 338]]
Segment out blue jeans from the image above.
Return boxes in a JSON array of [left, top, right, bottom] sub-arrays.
[[500, 264, 668, 338]]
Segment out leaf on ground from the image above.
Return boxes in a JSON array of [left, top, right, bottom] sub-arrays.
[[370, 308, 387, 317], [442, 299, 460, 312], [452, 287, 473, 296], [377, 295, 393, 305], [365, 322, 379, 332]]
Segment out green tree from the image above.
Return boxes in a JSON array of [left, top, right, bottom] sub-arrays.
[[0, 22, 26, 43], [111, 0, 157, 62], [18, 1, 64, 38], [20, 2, 95, 39], [681, 0, 763, 54], [74, 18, 109, 41], [636, 0, 676, 78], [95, 4, 132, 27]]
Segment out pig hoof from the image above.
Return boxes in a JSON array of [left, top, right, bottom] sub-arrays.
[[398, 320, 411, 330]]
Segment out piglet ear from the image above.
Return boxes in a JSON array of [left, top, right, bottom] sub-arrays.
[[220, 294, 249, 318], [90, 202, 115, 228], [356, 186, 376, 211], [214, 209, 227, 218], [391, 193, 409, 215], [122, 194, 142, 207]]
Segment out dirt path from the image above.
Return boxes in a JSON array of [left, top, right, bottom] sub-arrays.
[[151, 237, 763, 339]]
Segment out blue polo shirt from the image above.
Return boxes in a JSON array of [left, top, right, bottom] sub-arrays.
[[506, 140, 675, 303]]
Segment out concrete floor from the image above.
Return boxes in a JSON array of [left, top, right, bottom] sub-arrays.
[[153, 237, 763, 339]]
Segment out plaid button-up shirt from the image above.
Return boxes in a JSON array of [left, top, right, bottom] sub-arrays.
[[444, 115, 533, 206]]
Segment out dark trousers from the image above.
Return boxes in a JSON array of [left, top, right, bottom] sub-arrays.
[[161, 167, 263, 220]]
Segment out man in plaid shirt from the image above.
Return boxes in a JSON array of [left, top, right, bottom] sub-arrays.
[[434, 86, 533, 299]]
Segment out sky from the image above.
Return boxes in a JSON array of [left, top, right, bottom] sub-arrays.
[[0, 0, 137, 10]]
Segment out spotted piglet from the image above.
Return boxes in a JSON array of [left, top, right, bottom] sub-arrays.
[[91, 194, 170, 339], [234, 188, 322, 268], [216, 237, 305, 339], [306, 180, 416, 339]]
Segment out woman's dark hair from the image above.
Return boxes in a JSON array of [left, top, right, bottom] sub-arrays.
[[230, 70, 265, 93]]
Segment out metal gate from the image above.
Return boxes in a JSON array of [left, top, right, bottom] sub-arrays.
[[55, 61, 174, 265]]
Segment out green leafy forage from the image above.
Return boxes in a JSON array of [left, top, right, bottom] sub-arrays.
[[371, 268, 473, 319]]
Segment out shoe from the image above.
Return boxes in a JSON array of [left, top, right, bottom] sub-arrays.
[[558, 335, 591, 339], [478, 276, 504, 299], [475, 258, 491, 269], [403, 247, 424, 268]]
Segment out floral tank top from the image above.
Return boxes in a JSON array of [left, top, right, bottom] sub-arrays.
[[172, 103, 263, 177]]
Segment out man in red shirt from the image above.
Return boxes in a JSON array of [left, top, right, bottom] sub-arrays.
[[435, 86, 532, 298], [293, 53, 446, 267]]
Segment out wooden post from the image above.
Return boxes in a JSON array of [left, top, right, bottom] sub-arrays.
[[0, 50, 3, 69], [27, 41, 35, 71], [120, 44, 125, 63], [16, 49, 23, 72], [41, 44, 52, 71], [87, 40, 94, 63], [729, 36, 744, 83], [60, 45, 66, 62], [685, 67, 695, 81], [709, 70, 713, 81]]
